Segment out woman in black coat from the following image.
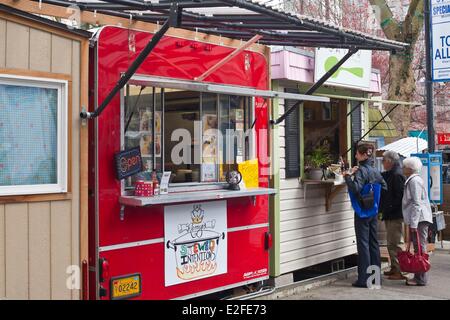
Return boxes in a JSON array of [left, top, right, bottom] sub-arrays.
[[380, 151, 406, 280]]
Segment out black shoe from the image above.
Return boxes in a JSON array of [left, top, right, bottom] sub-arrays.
[[351, 282, 367, 288]]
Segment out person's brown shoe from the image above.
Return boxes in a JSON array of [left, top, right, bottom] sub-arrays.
[[388, 272, 407, 280], [406, 279, 426, 286], [383, 269, 396, 276]]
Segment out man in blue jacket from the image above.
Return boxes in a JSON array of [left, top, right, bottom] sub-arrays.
[[344, 143, 387, 288]]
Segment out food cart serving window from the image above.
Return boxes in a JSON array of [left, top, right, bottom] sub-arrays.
[[122, 79, 256, 190]]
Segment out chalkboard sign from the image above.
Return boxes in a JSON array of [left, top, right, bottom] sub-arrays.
[[114, 147, 143, 180]]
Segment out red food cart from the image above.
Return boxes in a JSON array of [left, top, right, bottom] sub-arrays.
[[88, 25, 281, 300]]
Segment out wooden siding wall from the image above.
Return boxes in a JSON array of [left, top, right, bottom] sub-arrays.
[[0, 18, 81, 299], [277, 88, 357, 275]]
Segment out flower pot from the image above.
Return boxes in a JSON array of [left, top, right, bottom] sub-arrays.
[[307, 168, 323, 180]]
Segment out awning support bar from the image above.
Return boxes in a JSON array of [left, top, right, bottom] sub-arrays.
[[195, 34, 263, 81], [80, 3, 182, 119], [342, 104, 401, 157], [271, 47, 358, 126]]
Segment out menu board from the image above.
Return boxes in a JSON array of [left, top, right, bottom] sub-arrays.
[[154, 111, 162, 157], [202, 113, 218, 182], [235, 109, 244, 164], [139, 110, 153, 157]]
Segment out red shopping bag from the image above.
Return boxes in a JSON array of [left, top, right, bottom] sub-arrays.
[[397, 228, 431, 273]]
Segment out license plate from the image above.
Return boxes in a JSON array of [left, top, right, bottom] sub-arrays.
[[111, 274, 141, 300]]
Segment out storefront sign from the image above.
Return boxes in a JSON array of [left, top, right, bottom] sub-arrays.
[[438, 133, 450, 144], [314, 48, 372, 90], [114, 147, 143, 180], [431, 0, 450, 82], [164, 200, 227, 286]]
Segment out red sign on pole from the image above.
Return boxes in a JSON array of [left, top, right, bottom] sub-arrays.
[[438, 133, 450, 145]]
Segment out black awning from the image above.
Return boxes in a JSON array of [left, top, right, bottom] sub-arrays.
[[28, 0, 407, 52]]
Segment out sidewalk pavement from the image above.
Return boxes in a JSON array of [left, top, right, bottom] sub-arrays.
[[280, 248, 450, 300]]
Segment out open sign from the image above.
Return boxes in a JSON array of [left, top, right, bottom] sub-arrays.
[[114, 147, 143, 180]]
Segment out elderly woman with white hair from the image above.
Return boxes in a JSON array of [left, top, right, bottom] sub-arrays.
[[402, 156, 433, 286]]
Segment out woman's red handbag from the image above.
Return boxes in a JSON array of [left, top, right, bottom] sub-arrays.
[[397, 228, 431, 273]]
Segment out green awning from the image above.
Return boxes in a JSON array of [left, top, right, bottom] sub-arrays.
[[369, 108, 400, 138]]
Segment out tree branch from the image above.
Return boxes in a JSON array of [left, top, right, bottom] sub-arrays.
[[403, 0, 424, 44], [368, 0, 401, 39]]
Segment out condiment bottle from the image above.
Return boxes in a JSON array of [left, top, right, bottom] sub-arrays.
[[152, 171, 160, 196]]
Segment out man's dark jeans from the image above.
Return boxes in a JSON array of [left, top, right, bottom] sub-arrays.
[[354, 214, 381, 286]]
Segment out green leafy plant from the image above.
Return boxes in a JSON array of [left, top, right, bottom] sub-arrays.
[[305, 146, 332, 169]]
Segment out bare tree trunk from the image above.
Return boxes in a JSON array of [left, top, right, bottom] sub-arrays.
[[368, 0, 424, 136], [387, 48, 416, 136]]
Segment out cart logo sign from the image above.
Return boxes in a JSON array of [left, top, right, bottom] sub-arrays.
[[164, 201, 227, 286], [315, 48, 372, 90], [431, 0, 450, 82]]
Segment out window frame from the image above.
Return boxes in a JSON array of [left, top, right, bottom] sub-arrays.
[[0, 74, 68, 196], [120, 78, 257, 193]]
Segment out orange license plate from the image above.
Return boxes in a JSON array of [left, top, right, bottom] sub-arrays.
[[111, 274, 141, 300]]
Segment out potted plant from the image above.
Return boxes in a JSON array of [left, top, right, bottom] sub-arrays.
[[305, 146, 332, 180]]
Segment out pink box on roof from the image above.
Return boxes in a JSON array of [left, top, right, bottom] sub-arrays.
[[271, 47, 381, 94]]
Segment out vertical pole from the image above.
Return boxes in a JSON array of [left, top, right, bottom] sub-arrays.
[[424, 0, 435, 152]]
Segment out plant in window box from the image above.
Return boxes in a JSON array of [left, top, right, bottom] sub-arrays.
[[305, 146, 332, 181]]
